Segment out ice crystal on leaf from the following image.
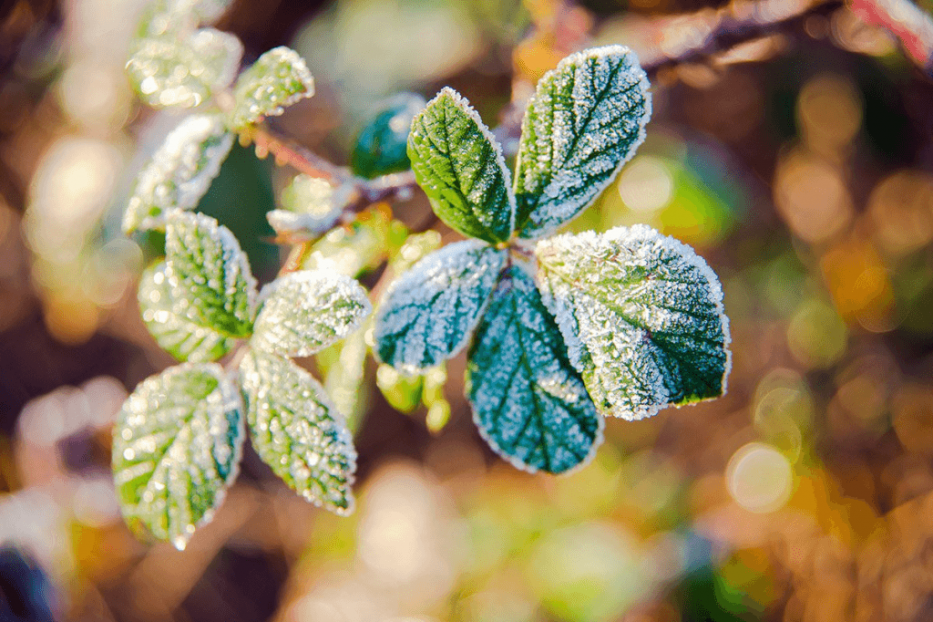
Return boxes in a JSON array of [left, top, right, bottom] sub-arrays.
[[467, 265, 603, 474], [374, 240, 506, 375], [239, 349, 357, 515], [535, 225, 731, 420], [112, 362, 245, 550], [123, 114, 233, 233], [251, 270, 371, 358], [228, 47, 315, 129]]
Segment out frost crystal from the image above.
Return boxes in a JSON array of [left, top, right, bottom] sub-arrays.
[[112, 362, 245, 550], [229, 47, 315, 129], [536, 224, 731, 420], [251, 270, 372, 358], [514, 46, 651, 239], [239, 349, 356, 515], [266, 176, 349, 239], [123, 114, 233, 233], [407, 88, 516, 244], [467, 265, 604, 474], [164, 211, 257, 339], [374, 240, 506, 375], [138, 261, 235, 362]]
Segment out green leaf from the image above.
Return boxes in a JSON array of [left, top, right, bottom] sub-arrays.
[[136, 0, 232, 38], [266, 176, 349, 239], [138, 261, 235, 362], [374, 240, 506, 374], [112, 362, 244, 550], [320, 317, 371, 432], [228, 46, 315, 129], [127, 28, 243, 108], [351, 93, 425, 179], [467, 265, 603, 474], [251, 270, 371, 357], [407, 88, 516, 243], [164, 211, 257, 338], [239, 349, 356, 515], [123, 114, 234, 233], [514, 46, 651, 239], [535, 225, 731, 420]]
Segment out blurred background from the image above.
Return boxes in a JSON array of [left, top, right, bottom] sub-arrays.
[[3, 0, 933, 620]]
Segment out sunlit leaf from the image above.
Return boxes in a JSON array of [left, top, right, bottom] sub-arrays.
[[266, 176, 349, 239], [351, 92, 425, 179], [229, 47, 315, 129]]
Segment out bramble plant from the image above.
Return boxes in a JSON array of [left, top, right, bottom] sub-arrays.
[[114, 0, 731, 549]]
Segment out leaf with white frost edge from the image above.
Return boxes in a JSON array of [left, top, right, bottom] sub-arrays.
[[536, 225, 731, 420], [266, 176, 350, 239], [407, 88, 516, 244], [374, 240, 507, 375], [112, 362, 245, 549], [164, 211, 257, 338], [123, 114, 234, 233], [514, 46, 651, 239], [468, 265, 604, 474], [251, 270, 371, 357], [229, 47, 315, 129], [127, 28, 243, 109], [239, 349, 356, 515], [139, 261, 235, 362]]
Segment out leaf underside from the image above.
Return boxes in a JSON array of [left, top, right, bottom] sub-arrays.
[[229, 46, 315, 129]]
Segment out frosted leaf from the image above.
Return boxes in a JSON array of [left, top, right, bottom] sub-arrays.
[[164, 211, 257, 339], [407, 88, 516, 244], [302, 208, 399, 277], [138, 261, 234, 362], [239, 349, 356, 515], [136, 0, 233, 37], [123, 114, 233, 233], [266, 176, 349, 239], [351, 92, 425, 179], [127, 28, 243, 109], [251, 270, 371, 357], [468, 265, 603, 474], [374, 240, 506, 374], [514, 46, 651, 239], [112, 362, 245, 549], [535, 225, 731, 420], [228, 47, 315, 129]]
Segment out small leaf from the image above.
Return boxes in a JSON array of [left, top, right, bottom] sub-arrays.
[[468, 265, 603, 474], [136, 0, 232, 38], [123, 114, 234, 233], [112, 362, 244, 549], [164, 211, 257, 338], [301, 207, 402, 277], [239, 349, 356, 514], [138, 261, 235, 362], [266, 176, 350, 239], [251, 270, 371, 357], [536, 225, 731, 420], [320, 318, 371, 432], [514, 46, 651, 239], [407, 88, 516, 243], [351, 92, 425, 179], [374, 240, 506, 374], [128, 28, 243, 108], [228, 46, 315, 129]]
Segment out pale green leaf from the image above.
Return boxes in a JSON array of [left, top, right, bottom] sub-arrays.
[[229, 47, 315, 129], [266, 176, 349, 239], [164, 211, 257, 338], [514, 46, 651, 239], [407, 88, 515, 243], [320, 317, 371, 432], [112, 362, 244, 549], [138, 262, 234, 362], [123, 114, 233, 233], [536, 225, 731, 420], [374, 240, 506, 374], [468, 265, 603, 474], [136, 0, 233, 38], [239, 349, 356, 514], [251, 270, 371, 357]]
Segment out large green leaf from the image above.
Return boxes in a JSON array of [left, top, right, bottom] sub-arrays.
[[374, 240, 506, 374], [138, 261, 234, 362], [228, 47, 315, 129], [164, 211, 257, 338], [407, 88, 515, 243], [112, 362, 244, 549], [239, 349, 356, 515], [123, 114, 233, 233], [251, 270, 371, 357], [536, 225, 730, 420], [514, 46, 651, 239], [468, 265, 603, 474]]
